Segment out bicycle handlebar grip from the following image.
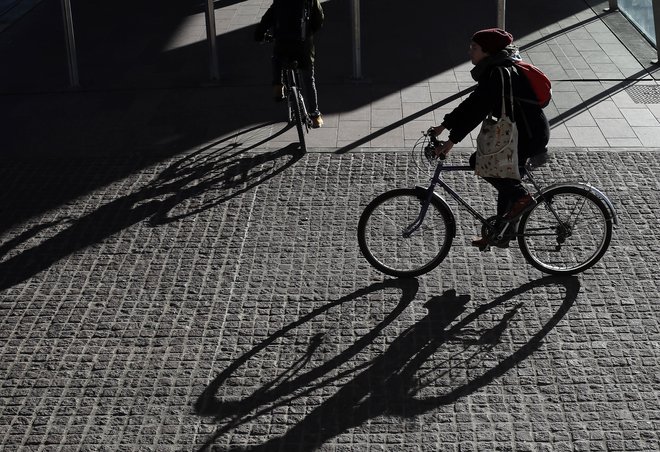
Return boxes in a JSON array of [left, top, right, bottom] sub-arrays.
[[424, 136, 446, 160]]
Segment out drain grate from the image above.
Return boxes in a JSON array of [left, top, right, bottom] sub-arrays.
[[626, 85, 660, 104]]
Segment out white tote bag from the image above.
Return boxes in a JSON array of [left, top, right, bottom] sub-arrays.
[[475, 67, 521, 181]]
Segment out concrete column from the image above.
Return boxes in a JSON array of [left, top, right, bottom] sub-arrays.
[[204, 0, 220, 80], [351, 0, 362, 79], [653, 0, 660, 63], [497, 0, 506, 29], [60, 0, 79, 88]]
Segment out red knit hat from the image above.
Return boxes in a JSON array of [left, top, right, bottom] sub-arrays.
[[472, 28, 514, 54]]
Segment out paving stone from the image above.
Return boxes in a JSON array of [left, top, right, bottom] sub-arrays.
[[3, 0, 660, 450], [596, 118, 637, 138], [1, 148, 659, 451]]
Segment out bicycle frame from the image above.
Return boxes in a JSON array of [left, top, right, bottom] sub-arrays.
[[406, 159, 545, 242], [359, 132, 618, 276], [404, 161, 488, 235], [283, 66, 310, 121], [404, 129, 618, 251]]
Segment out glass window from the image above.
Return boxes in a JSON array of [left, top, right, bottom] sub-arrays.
[[619, 0, 656, 46]]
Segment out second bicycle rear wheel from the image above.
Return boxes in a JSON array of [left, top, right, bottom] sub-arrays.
[[357, 188, 454, 277], [289, 86, 307, 152]]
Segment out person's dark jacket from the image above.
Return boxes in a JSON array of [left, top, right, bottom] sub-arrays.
[[254, 0, 324, 68], [442, 51, 550, 160]]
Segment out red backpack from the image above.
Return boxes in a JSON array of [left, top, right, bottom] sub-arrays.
[[514, 60, 552, 108]]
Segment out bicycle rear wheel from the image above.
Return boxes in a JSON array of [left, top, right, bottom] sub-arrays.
[[289, 86, 307, 151], [358, 188, 454, 277], [518, 185, 613, 275]]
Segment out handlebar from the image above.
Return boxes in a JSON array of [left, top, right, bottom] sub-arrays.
[[259, 30, 274, 44], [423, 130, 446, 161]]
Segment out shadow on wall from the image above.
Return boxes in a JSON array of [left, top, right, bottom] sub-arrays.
[[194, 275, 580, 451]]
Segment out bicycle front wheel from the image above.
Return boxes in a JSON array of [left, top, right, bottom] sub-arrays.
[[518, 185, 613, 275], [357, 188, 454, 277]]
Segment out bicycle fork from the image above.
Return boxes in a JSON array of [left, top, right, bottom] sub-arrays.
[[402, 186, 436, 238]]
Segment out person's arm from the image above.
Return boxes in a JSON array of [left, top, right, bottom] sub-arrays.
[[430, 70, 499, 145], [443, 83, 495, 143], [254, 4, 276, 41], [310, 0, 324, 33]]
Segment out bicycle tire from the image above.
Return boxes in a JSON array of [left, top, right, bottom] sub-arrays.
[[289, 86, 307, 151], [358, 188, 454, 277], [518, 185, 613, 275]]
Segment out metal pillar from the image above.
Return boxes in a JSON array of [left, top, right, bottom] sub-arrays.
[[604, 0, 618, 12], [60, 0, 79, 88], [497, 0, 506, 29], [653, 0, 660, 63], [350, 0, 362, 79], [204, 0, 220, 80]]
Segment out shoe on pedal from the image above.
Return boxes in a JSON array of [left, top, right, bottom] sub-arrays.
[[502, 194, 535, 222], [310, 112, 324, 128], [471, 236, 490, 251], [272, 84, 285, 102], [471, 235, 511, 251]]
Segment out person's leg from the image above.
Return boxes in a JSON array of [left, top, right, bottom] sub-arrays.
[[484, 177, 528, 217], [469, 152, 529, 218], [468, 152, 529, 248], [272, 55, 284, 101], [300, 64, 322, 127], [301, 65, 319, 115], [272, 56, 281, 85]]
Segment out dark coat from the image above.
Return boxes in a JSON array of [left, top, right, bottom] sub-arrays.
[[255, 0, 324, 68], [442, 54, 549, 160]]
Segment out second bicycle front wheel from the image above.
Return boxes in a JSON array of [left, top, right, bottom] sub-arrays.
[[518, 185, 614, 275], [358, 188, 454, 277]]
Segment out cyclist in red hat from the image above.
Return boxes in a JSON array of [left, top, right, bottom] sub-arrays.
[[429, 28, 550, 249]]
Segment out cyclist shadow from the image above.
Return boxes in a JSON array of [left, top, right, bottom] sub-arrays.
[[148, 122, 305, 225], [0, 122, 303, 290], [197, 275, 580, 451], [194, 278, 421, 448]]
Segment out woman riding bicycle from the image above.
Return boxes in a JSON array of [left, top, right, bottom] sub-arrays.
[[429, 28, 550, 249]]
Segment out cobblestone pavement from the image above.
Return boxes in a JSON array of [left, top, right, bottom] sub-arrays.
[[1, 139, 659, 451]]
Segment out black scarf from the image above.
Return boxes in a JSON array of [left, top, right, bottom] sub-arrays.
[[470, 50, 517, 82]]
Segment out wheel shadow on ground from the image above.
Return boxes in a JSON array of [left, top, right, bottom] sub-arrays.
[[0, 122, 304, 291], [196, 275, 580, 451]]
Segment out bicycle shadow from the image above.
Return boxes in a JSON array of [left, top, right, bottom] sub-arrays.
[[197, 275, 580, 451], [0, 122, 304, 290], [194, 278, 420, 448]]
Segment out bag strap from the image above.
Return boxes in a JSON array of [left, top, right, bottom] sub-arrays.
[[497, 67, 515, 121]]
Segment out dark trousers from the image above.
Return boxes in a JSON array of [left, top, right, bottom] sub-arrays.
[[272, 57, 320, 115], [469, 152, 528, 217], [470, 113, 549, 216]]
